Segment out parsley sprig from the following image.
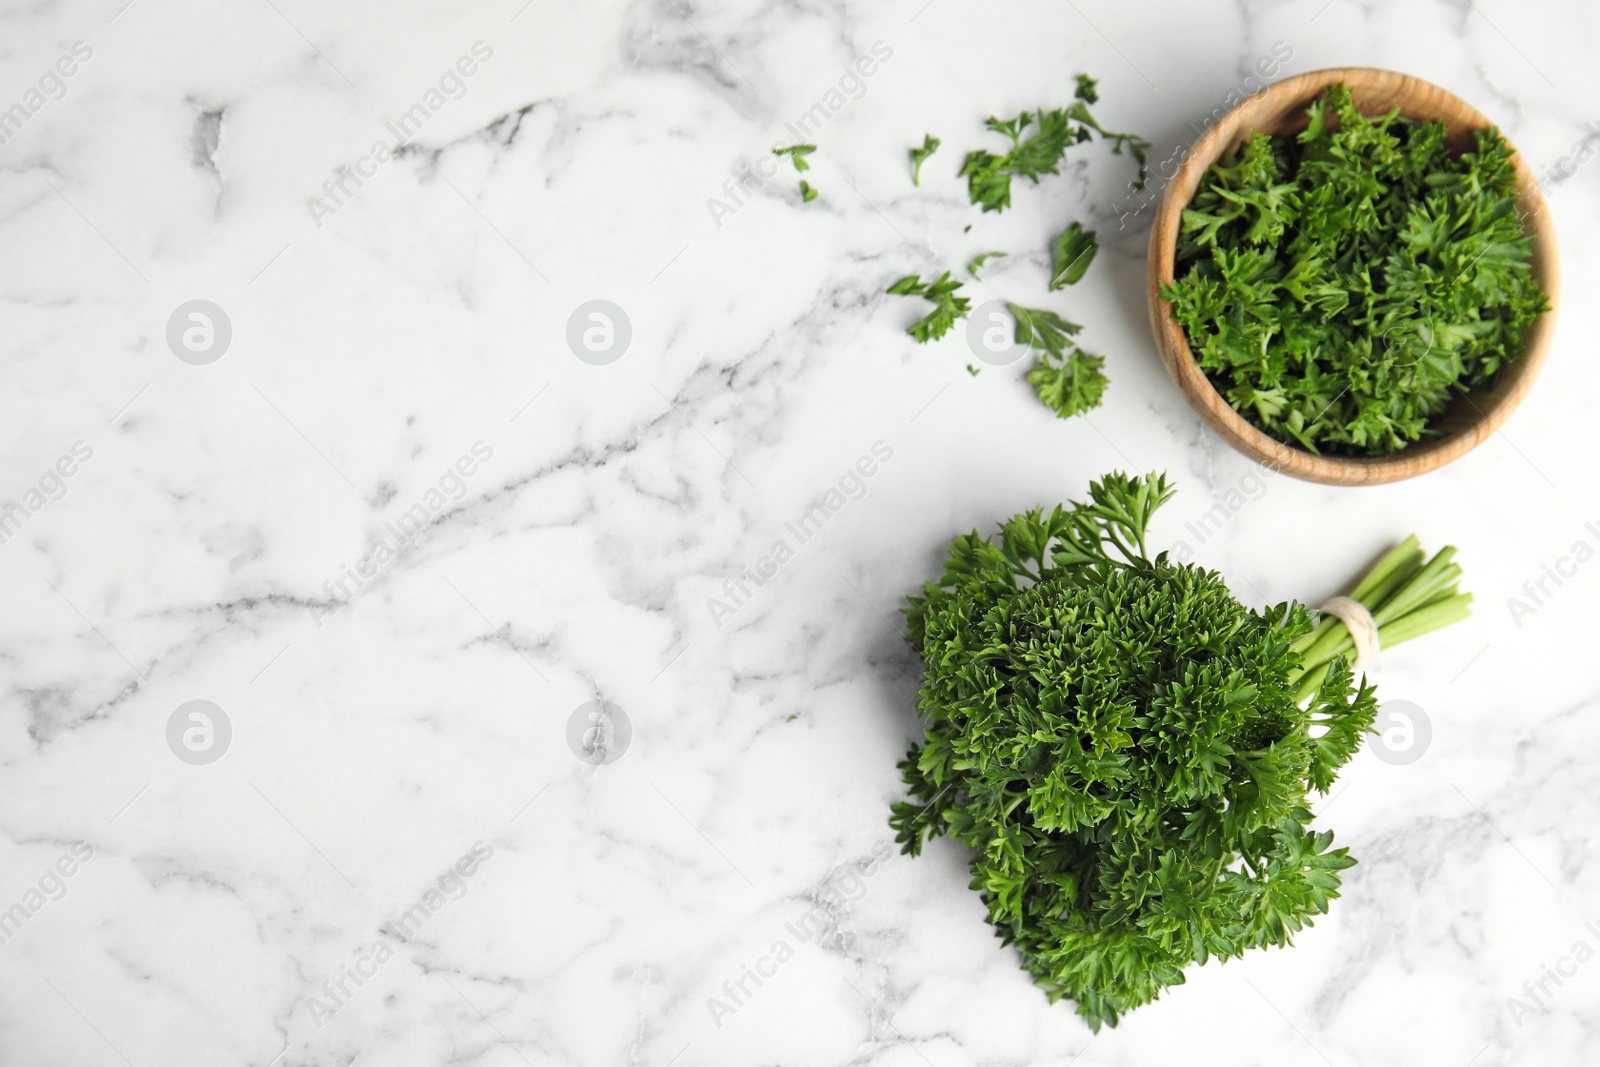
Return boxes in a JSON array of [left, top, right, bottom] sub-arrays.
[[1009, 304, 1108, 418], [892, 472, 1468, 1029], [1160, 84, 1548, 455], [888, 271, 971, 342], [959, 77, 1149, 213]]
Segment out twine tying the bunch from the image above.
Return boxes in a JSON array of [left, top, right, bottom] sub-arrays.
[[1316, 595, 1380, 667]]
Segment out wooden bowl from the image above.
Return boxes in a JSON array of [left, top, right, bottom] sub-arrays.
[[1146, 67, 1559, 486]]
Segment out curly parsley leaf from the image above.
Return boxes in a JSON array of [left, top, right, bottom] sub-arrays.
[[960, 110, 1086, 212], [1049, 222, 1099, 289], [1008, 304, 1107, 418], [889, 271, 971, 343], [1027, 346, 1108, 419], [959, 92, 1149, 212], [1007, 303, 1082, 354]]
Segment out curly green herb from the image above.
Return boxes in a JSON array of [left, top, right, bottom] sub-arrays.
[[892, 472, 1469, 1029], [1160, 84, 1547, 455], [1008, 304, 1107, 418], [888, 271, 970, 343], [959, 77, 1148, 213]]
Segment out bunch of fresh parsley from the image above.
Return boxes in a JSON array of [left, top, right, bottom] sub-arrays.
[[891, 471, 1469, 1029], [1160, 84, 1548, 455]]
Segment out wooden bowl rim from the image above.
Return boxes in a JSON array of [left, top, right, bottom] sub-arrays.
[[1145, 65, 1561, 487]]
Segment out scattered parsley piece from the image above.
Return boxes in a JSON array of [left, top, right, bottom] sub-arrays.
[[910, 134, 941, 185], [1009, 304, 1108, 418], [773, 144, 816, 172], [1026, 345, 1108, 419], [1160, 83, 1548, 455], [1007, 303, 1082, 353], [1048, 222, 1099, 290], [966, 250, 1007, 278], [775, 145, 820, 205], [959, 85, 1149, 212], [893, 472, 1469, 1030], [1072, 103, 1149, 189], [888, 271, 971, 343], [966, 363, 981, 376], [959, 110, 1085, 212]]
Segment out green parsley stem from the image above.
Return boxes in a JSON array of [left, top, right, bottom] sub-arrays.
[[1287, 540, 1471, 702]]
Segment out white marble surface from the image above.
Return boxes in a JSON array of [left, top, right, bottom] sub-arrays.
[[1, 0, 1598, 1064]]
